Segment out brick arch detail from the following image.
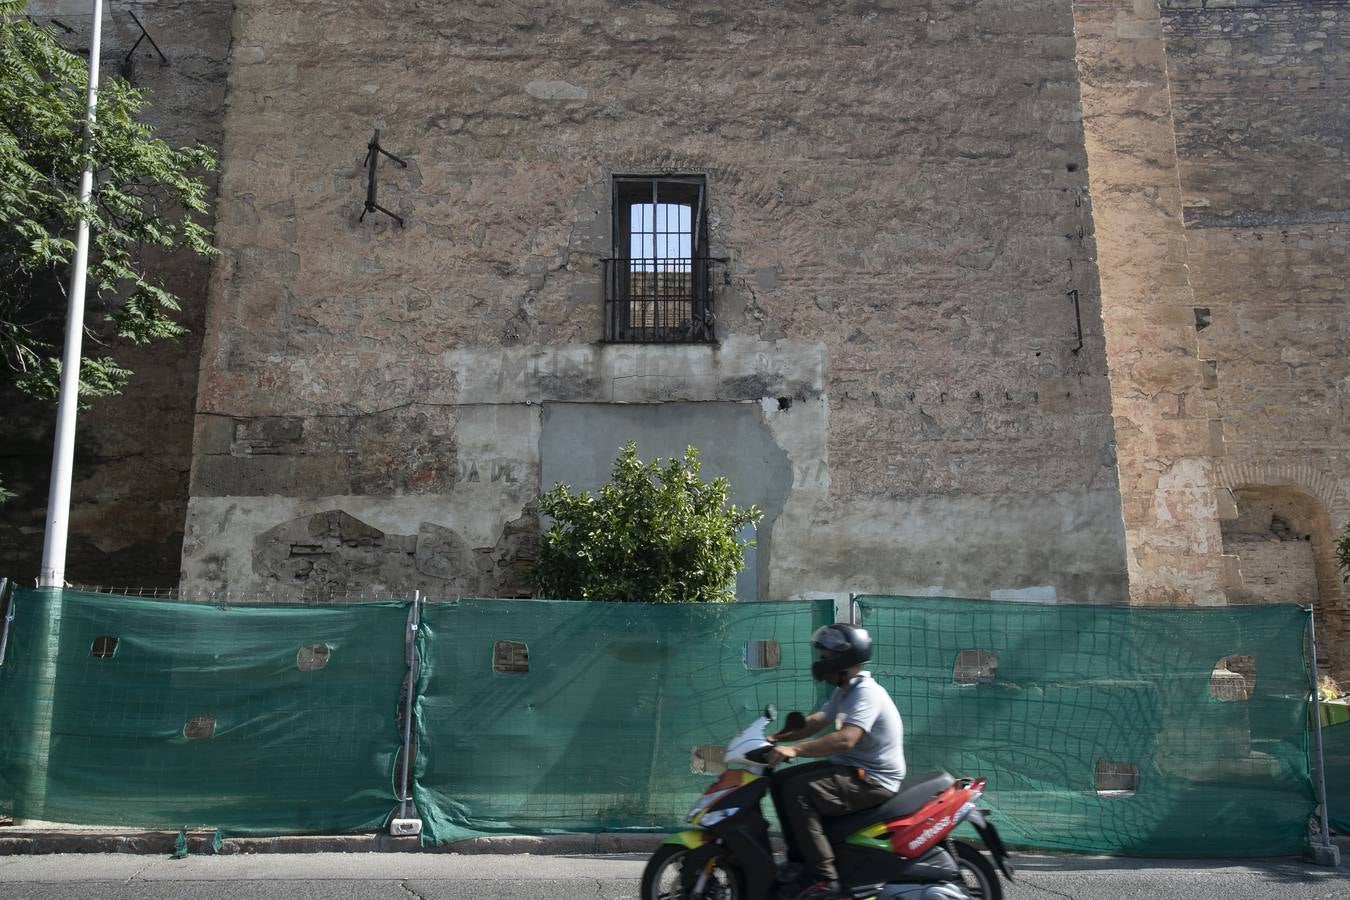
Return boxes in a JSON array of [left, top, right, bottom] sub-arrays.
[[1216, 461, 1347, 523], [1216, 461, 1349, 679]]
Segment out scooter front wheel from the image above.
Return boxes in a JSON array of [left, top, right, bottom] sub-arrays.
[[641, 843, 746, 900]]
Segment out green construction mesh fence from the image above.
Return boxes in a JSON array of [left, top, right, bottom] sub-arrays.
[[0, 587, 1325, 854], [857, 595, 1314, 856], [1323, 722, 1350, 833], [412, 597, 832, 844], [0, 588, 408, 834]]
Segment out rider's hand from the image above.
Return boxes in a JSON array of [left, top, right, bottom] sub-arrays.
[[765, 744, 799, 765]]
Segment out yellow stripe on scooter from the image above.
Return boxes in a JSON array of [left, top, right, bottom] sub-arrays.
[[662, 830, 711, 850]]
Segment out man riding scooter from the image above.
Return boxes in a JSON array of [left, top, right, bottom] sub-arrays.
[[765, 624, 907, 900]]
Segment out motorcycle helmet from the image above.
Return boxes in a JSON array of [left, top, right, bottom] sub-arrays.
[[810, 623, 872, 681]]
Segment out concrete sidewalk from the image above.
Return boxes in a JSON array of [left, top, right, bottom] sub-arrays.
[[0, 826, 668, 857], [2, 824, 1347, 863]]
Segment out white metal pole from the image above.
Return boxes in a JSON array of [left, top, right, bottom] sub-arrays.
[[1307, 608, 1339, 866], [39, 1, 105, 588]]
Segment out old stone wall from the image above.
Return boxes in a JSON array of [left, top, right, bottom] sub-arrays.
[[183, 0, 1130, 602], [5, 2, 1341, 628], [1159, 0, 1349, 673], [0, 0, 231, 587]]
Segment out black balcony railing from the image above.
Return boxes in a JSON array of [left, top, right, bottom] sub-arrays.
[[602, 257, 719, 343]]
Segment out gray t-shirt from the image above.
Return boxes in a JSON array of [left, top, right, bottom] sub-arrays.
[[820, 671, 906, 792]]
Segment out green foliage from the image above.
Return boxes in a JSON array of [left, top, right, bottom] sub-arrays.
[[1337, 520, 1349, 584], [533, 442, 762, 603], [0, 1, 216, 396], [0, 1, 216, 502]]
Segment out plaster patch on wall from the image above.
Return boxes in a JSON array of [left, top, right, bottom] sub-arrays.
[[771, 491, 1129, 605], [539, 400, 793, 601], [444, 337, 826, 406], [990, 585, 1059, 604]]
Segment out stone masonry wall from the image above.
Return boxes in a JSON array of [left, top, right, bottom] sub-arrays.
[[0, 1, 231, 587], [1160, 0, 1349, 673], [184, 0, 1131, 602]]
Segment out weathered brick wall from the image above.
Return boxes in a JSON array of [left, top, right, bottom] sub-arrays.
[[0, 1, 231, 587], [183, 0, 1130, 602], [1160, 0, 1349, 670], [1226, 537, 1320, 605]]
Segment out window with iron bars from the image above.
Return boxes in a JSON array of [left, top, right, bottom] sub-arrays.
[[604, 176, 717, 343]]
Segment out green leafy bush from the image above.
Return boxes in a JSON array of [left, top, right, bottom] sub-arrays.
[[533, 442, 762, 603]]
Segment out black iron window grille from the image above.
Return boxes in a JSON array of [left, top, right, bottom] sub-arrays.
[[605, 176, 718, 343]]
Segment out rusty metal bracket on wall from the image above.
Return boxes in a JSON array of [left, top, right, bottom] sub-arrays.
[[1066, 289, 1083, 354], [123, 10, 170, 71], [360, 129, 408, 227]]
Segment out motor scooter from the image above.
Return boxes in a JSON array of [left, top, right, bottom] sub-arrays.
[[640, 706, 1013, 900]]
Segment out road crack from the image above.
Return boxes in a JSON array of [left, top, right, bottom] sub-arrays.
[[124, 860, 155, 884], [399, 880, 429, 900], [1020, 878, 1078, 900]]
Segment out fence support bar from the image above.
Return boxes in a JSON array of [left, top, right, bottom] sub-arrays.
[[1307, 608, 1340, 866], [0, 578, 12, 667], [391, 590, 422, 836]]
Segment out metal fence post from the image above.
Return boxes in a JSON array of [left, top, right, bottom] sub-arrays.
[[0, 578, 13, 668], [391, 590, 423, 837], [1307, 607, 1340, 866]]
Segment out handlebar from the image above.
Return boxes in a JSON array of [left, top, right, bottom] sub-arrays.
[[744, 746, 773, 764]]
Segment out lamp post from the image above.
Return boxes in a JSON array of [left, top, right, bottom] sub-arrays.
[[38, 0, 105, 588]]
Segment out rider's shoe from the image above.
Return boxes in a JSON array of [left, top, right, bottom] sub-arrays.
[[791, 880, 848, 900]]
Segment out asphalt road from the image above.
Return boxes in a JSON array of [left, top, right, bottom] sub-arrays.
[[0, 852, 1347, 899]]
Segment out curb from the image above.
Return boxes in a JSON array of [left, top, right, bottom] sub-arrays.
[[0, 829, 667, 856]]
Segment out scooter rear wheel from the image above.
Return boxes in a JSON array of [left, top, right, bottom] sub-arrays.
[[641, 843, 745, 900], [952, 840, 1002, 900]]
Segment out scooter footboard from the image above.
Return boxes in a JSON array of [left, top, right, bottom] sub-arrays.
[[874, 885, 969, 899], [837, 845, 959, 888]]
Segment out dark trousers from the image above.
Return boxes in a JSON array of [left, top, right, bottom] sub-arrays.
[[769, 760, 894, 883]]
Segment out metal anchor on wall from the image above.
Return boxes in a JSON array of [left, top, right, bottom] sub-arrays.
[[359, 129, 408, 227]]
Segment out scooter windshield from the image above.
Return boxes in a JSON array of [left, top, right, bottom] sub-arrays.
[[723, 714, 773, 773]]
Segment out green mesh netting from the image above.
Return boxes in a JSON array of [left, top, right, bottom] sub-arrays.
[[1323, 722, 1350, 833], [857, 595, 1314, 856], [0, 588, 1325, 854], [412, 598, 832, 844], [0, 589, 408, 834]]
